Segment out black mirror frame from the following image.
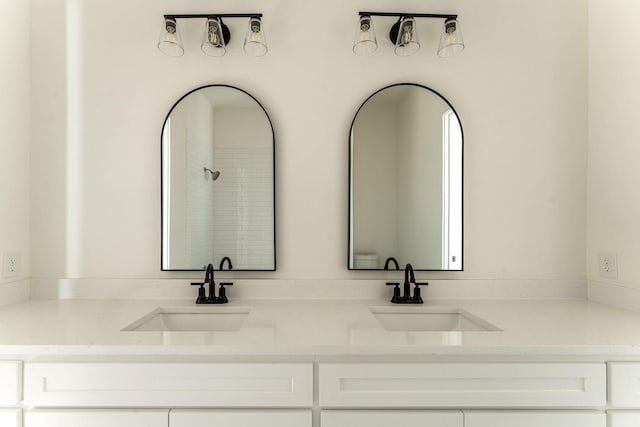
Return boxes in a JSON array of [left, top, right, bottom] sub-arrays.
[[160, 84, 276, 272], [348, 82, 464, 271]]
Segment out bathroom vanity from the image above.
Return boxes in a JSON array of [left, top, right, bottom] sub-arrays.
[[1, 298, 640, 427]]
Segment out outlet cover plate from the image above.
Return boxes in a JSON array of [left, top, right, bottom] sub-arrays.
[[598, 252, 618, 279], [2, 253, 20, 279]]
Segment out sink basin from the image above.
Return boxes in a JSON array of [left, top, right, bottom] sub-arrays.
[[369, 306, 501, 332], [122, 306, 250, 332]]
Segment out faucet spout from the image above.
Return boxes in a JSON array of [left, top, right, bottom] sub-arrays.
[[403, 263, 415, 300], [384, 257, 400, 270], [219, 257, 233, 271], [205, 263, 216, 301]]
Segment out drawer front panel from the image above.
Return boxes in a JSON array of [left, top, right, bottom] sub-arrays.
[[609, 363, 640, 407], [0, 410, 21, 427], [25, 410, 168, 427], [321, 410, 463, 427], [608, 412, 640, 427], [170, 409, 312, 427], [0, 362, 21, 406], [319, 363, 606, 408], [464, 411, 605, 427], [24, 363, 312, 408]]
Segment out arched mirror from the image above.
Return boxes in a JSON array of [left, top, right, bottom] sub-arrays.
[[161, 85, 275, 271], [349, 83, 463, 271]]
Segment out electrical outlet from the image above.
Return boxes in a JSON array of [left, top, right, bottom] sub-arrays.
[[598, 252, 618, 279], [2, 252, 20, 279]]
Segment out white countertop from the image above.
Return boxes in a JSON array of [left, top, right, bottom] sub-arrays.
[[1, 298, 640, 359]]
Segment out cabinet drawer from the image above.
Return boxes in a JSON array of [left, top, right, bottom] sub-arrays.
[[319, 363, 606, 408], [25, 410, 168, 427], [24, 363, 312, 408], [609, 363, 640, 407], [0, 362, 21, 406], [321, 410, 462, 427], [464, 411, 605, 427], [170, 409, 311, 427], [0, 410, 21, 427], [608, 412, 640, 427]]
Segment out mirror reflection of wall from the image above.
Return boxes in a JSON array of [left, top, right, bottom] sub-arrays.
[[162, 86, 275, 271], [349, 84, 463, 271]]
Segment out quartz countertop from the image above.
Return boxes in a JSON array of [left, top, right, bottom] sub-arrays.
[[1, 298, 640, 359]]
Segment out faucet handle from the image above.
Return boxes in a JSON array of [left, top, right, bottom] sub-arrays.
[[218, 283, 233, 304], [412, 282, 428, 304], [386, 282, 401, 303], [191, 282, 206, 304]]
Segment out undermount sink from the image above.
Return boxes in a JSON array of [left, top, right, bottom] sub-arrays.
[[369, 306, 501, 332], [122, 306, 250, 332]]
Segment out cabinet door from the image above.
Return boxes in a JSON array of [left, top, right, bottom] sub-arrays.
[[170, 410, 311, 427], [25, 410, 168, 427], [0, 410, 21, 427], [609, 412, 640, 427], [321, 410, 462, 427], [0, 362, 21, 406], [464, 411, 605, 427]]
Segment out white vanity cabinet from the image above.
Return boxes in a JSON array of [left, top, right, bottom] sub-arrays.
[[321, 410, 462, 427], [463, 411, 606, 427], [24, 410, 168, 427], [170, 409, 311, 427]]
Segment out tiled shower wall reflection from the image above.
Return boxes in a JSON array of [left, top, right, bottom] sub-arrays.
[[212, 147, 274, 269]]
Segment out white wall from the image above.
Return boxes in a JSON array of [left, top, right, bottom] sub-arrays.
[[587, 0, 640, 305], [29, 0, 588, 286], [397, 89, 447, 268], [352, 100, 398, 267], [0, 0, 30, 303]]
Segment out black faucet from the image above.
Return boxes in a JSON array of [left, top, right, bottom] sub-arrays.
[[205, 263, 216, 302], [386, 263, 428, 304], [403, 263, 415, 300], [190, 263, 232, 304], [383, 257, 400, 270]]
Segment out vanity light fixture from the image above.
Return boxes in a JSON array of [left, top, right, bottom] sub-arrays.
[[158, 13, 267, 58], [354, 12, 464, 57]]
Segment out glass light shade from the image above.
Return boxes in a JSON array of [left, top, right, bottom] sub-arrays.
[[243, 17, 268, 57], [353, 15, 377, 55], [437, 18, 465, 57], [158, 18, 184, 57], [394, 17, 420, 56], [202, 17, 227, 57]]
